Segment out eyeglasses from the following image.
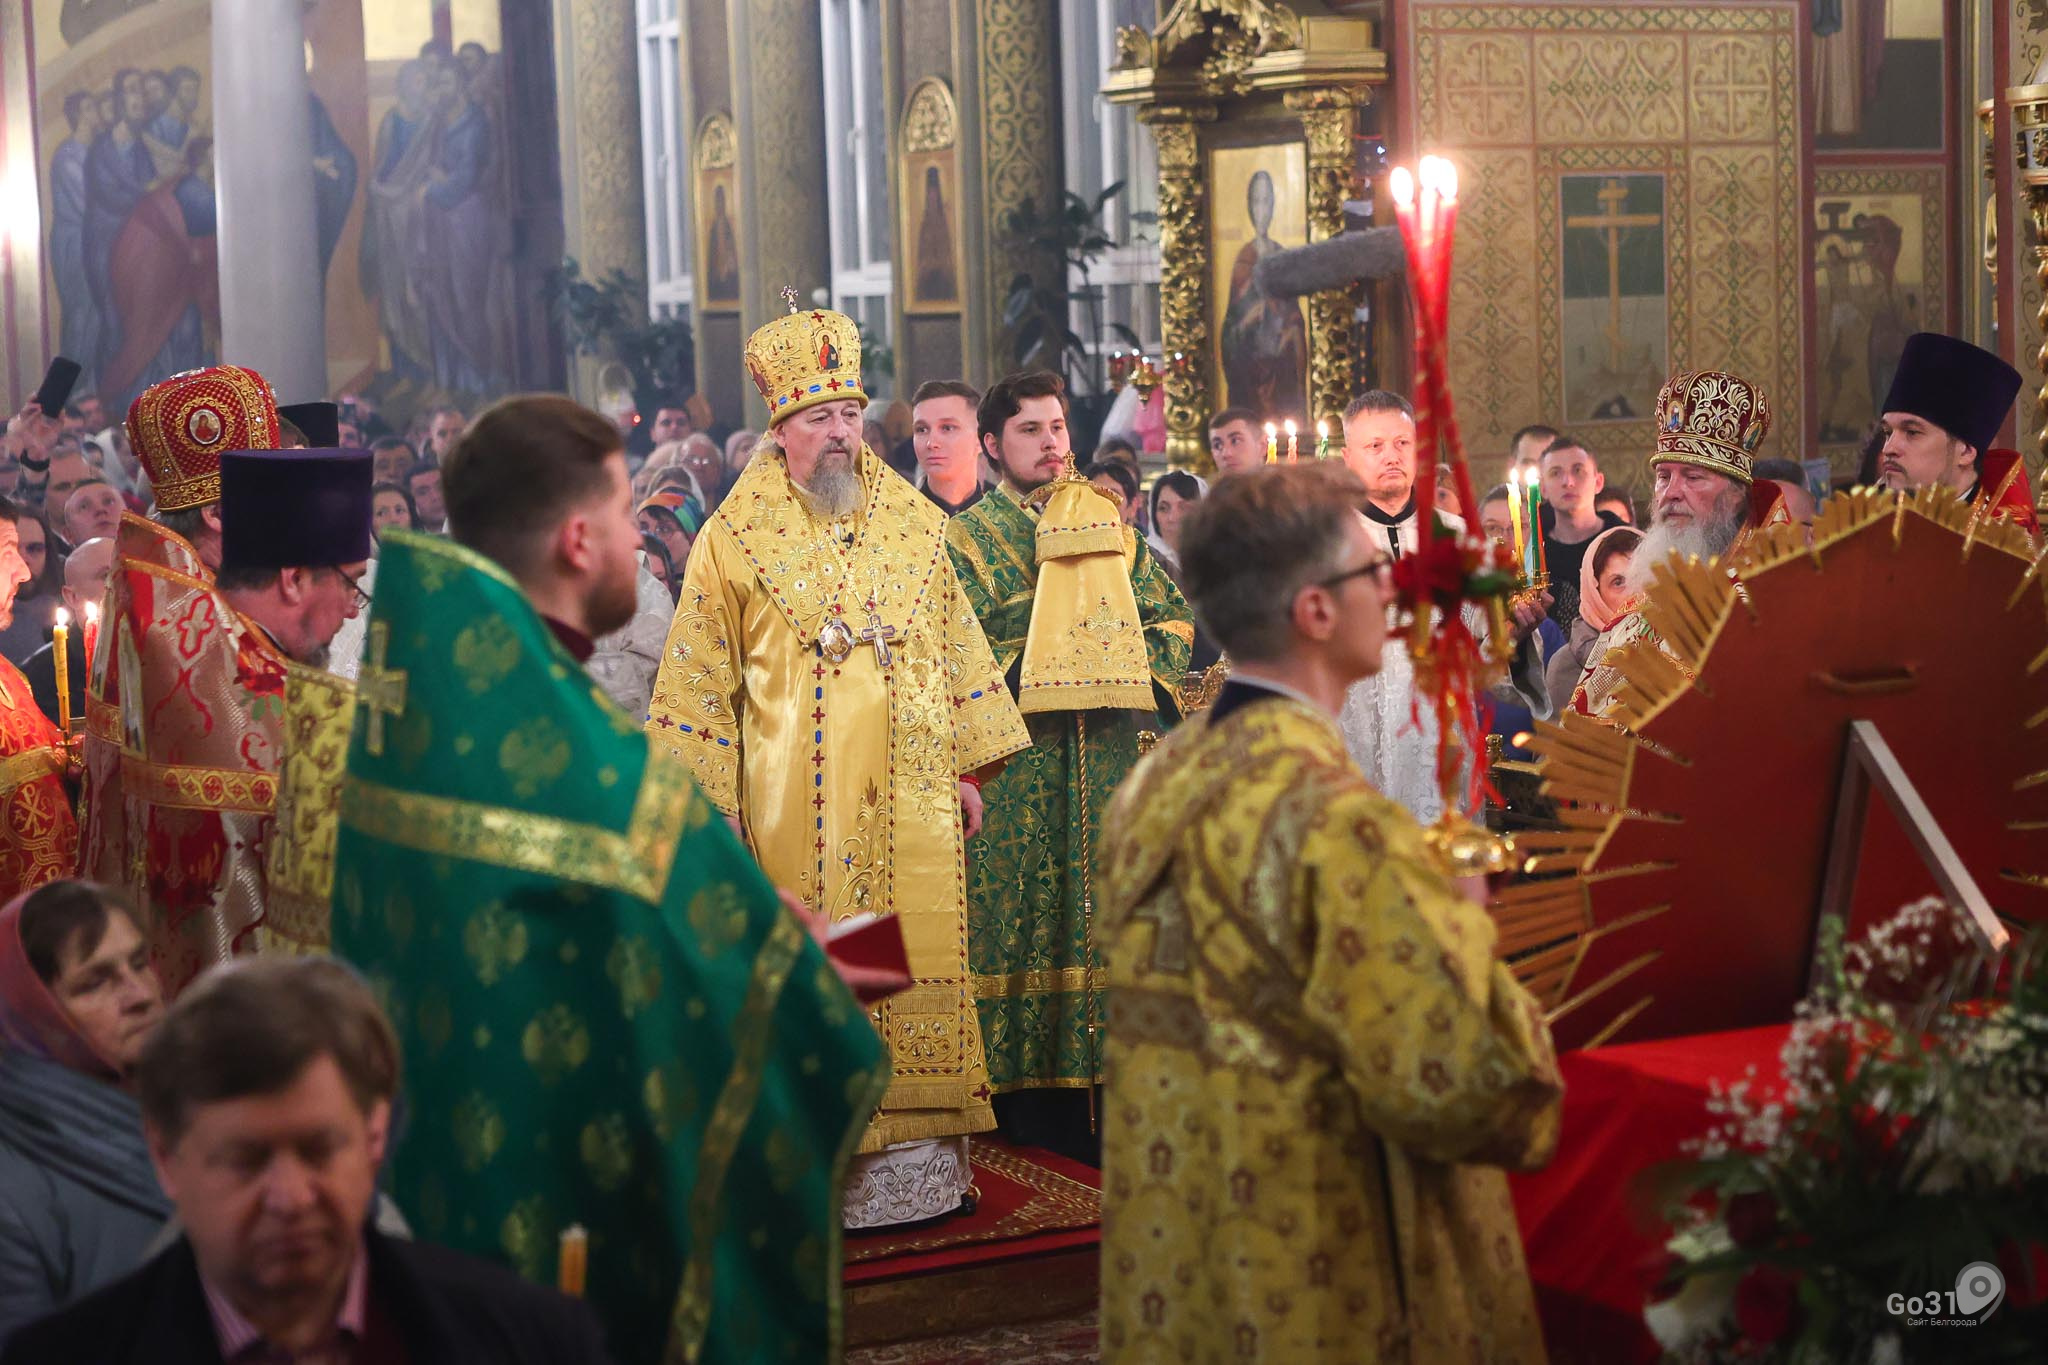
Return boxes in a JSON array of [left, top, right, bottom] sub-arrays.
[[327, 566, 371, 611], [1318, 556, 1393, 592]]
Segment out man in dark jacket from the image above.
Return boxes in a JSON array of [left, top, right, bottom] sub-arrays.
[[1, 955, 613, 1365]]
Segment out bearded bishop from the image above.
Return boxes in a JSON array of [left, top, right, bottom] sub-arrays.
[[1572, 370, 1786, 719], [646, 298, 1030, 1228]]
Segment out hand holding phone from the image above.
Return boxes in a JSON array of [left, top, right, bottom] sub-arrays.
[[34, 357, 81, 420]]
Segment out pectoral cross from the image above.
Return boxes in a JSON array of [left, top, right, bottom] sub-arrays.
[[858, 605, 897, 669], [358, 622, 409, 756], [1563, 178, 1661, 372]]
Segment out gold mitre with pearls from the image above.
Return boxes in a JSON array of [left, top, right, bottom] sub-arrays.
[[744, 287, 869, 423], [1651, 369, 1771, 486]]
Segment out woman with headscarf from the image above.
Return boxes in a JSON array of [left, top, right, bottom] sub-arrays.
[[587, 493, 705, 720], [636, 490, 704, 579], [1544, 524, 1643, 715], [0, 882, 171, 1343]]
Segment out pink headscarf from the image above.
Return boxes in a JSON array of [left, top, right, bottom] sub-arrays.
[[1579, 524, 1644, 633], [0, 890, 125, 1080]]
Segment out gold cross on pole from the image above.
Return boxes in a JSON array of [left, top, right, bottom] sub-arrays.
[[857, 605, 897, 668], [358, 622, 409, 756], [1563, 178, 1661, 372]]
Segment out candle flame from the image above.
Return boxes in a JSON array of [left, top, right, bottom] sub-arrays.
[[1317, 419, 1328, 437], [54, 607, 70, 629], [1419, 155, 1458, 203], [84, 602, 100, 625], [1283, 419, 1297, 436], [1264, 422, 1278, 438], [1389, 166, 1415, 207]]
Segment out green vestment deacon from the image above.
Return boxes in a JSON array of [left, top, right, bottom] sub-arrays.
[[945, 487, 1193, 1090], [330, 532, 889, 1365]]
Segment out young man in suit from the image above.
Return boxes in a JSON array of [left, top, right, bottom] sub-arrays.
[[0, 956, 614, 1365]]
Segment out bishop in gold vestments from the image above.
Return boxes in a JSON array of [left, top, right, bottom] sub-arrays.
[[1099, 681, 1561, 1363], [646, 302, 1029, 1223]]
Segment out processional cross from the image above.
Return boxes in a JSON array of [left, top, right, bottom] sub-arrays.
[[358, 622, 409, 756], [1563, 178, 1662, 372], [858, 604, 897, 668]]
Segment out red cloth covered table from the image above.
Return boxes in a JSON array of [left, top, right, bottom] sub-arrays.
[[1510, 1023, 1791, 1364]]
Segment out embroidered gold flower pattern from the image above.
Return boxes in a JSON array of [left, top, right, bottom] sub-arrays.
[[643, 1061, 700, 1142], [453, 617, 520, 695], [687, 884, 750, 955], [498, 1195, 551, 1280], [606, 934, 663, 1018], [499, 717, 572, 798], [521, 1004, 591, 1083], [464, 901, 529, 986], [452, 1091, 506, 1171]]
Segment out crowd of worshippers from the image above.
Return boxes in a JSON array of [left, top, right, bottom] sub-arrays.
[[0, 321, 2036, 1363]]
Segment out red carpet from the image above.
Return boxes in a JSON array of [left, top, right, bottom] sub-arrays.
[[845, 1140, 1101, 1279], [845, 1141, 1101, 1347]]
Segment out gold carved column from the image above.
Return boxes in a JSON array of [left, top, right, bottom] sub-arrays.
[[973, 0, 1063, 382], [1287, 89, 1365, 433], [1105, 7, 1385, 474], [1143, 104, 1218, 469], [729, 0, 832, 342]]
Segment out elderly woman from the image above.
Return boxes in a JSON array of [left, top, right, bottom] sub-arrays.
[[1544, 524, 1642, 715], [637, 490, 703, 577], [0, 882, 171, 1343]]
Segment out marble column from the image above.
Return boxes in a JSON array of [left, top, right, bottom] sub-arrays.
[[0, 1, 45, 408], [211, 0, 325, 403], [729, 0, 831, 344], [552, 0, 647, 403]]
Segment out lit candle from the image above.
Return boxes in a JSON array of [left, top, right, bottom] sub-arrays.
[[1525, 473, 1542, 579], [557, 1224, 588, 1297], [1264, 422, 1278, 463], [1388, 167, 1440, 537], [52, 607, 71, 735], [1316, 419, 1330, 461], [1419, 156, 1478, 521], [1531, 477, 1549, 581], [1284, 418, 1299, 464], [82, 601, 100, 674], [1506, 468, 1526, 571]]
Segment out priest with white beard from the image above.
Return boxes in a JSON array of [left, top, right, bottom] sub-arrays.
[[1570, 369, 1784, 718], [1335, 391, 1553, 822]]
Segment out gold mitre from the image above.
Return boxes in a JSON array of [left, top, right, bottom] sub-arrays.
[[744, 287, 868, 423], [1651, 370, 1770, 486]]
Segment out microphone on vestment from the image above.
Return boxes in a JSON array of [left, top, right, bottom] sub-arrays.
[[1251, 227, 1407, 300]]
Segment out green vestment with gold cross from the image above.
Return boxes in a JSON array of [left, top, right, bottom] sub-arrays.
[[944, 486, 1193, 1091], [330, 531, 888, 1365]]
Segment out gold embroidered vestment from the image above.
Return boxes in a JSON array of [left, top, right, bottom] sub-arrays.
[[646, 449, 1030, 1151]]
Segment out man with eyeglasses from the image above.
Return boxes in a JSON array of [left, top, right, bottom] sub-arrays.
[[113, 447, 373, 994], [1337, 390, 1554, 821], [1097, 464, 1561, 1363]]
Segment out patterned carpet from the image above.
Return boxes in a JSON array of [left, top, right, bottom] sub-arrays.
[[845, 1310, 1099, 1364]]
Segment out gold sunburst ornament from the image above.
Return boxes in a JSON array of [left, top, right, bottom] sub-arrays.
[[1502, 485, 2048, 1051]]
